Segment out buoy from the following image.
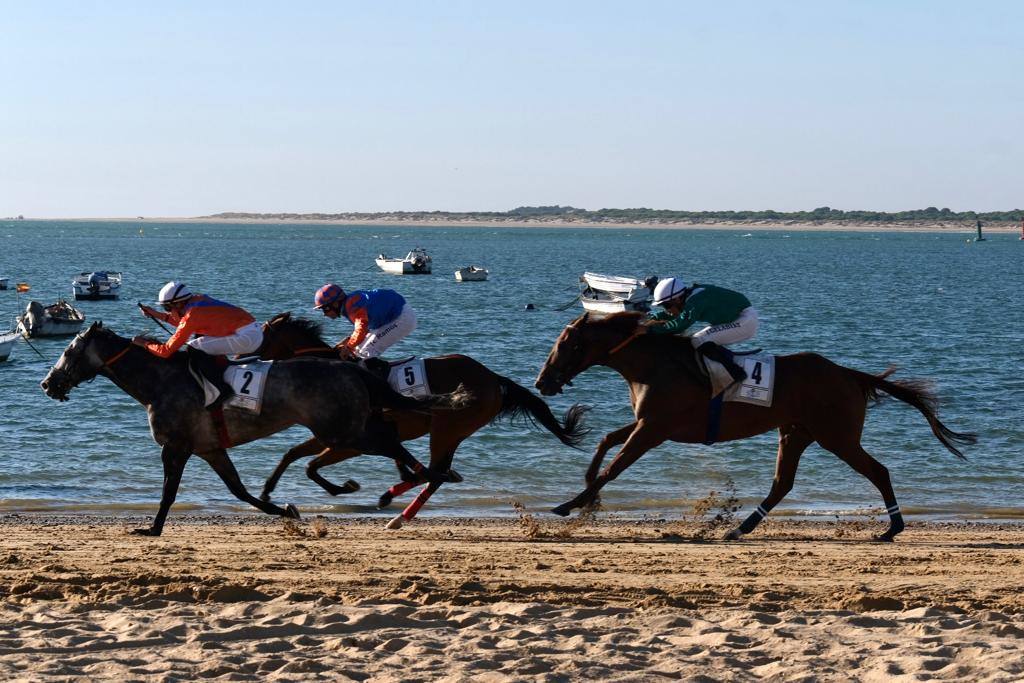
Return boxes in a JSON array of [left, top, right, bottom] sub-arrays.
[[524, 303, 535, 311]]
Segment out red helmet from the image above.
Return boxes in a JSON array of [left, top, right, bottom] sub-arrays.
[[314, 283, 345, 309]]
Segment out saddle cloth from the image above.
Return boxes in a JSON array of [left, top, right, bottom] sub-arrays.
[[386, 357, 431, 398], [190, 360, 272, 413], [702, 352, 775, 407]]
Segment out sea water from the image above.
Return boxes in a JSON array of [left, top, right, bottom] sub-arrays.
[[0, 221, 1021, 521]]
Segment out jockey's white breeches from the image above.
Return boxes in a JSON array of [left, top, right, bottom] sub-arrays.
[[353, 305, 417, 358], [187, 321, 264, 357], [690, 307, 759, 348]]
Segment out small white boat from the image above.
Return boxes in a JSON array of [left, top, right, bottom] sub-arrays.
[[375, 247, 432, 274], [0, 329, 18, 361], [72, 271, 122, 300], [17, 300, 86, 337], [455, 266, 488, 282], [0, 277, 8, 290], [579, 272, 657, 314]]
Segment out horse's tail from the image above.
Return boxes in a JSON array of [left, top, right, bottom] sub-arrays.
[[495, 376, 590, 448], [358, 366, 473, 412], [850, 366, 977, 460]]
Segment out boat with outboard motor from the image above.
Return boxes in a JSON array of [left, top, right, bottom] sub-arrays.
[[17, 299, 86, 337], [579, 272, 658, 314], [72, 271, 122, 300], [455, 266, 488, 282], [376, 248, 432, 274]]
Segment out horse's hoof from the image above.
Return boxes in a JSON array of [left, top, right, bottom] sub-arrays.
[[130, 527, 161, 537], [385, 515, 404, 530], [551, 503, 572, 517], [425, 468, 452, 484], [284, 503, 301, 520], [377, 492, 394, 509], [341, 479, 361, 493], [873, 533, 896, 543], [259, 492, 272, 503], [723, 528, 744, 541], [448, 468, 464, 483]]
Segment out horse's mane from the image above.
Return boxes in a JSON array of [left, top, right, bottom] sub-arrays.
[[590, 311, 695, 345], [268, 312, 330, 347], [595, 311, 645, 333]]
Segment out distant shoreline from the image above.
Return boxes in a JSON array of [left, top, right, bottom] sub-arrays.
[[17, 216, 1023, 233]]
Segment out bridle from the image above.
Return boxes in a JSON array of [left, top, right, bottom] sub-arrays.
[[544, 317, 642, 392]]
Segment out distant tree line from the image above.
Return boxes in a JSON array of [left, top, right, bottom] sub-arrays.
[[207, 206, 1024, 223]]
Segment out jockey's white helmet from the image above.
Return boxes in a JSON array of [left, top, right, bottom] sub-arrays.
[[157, 281, 193, 305], [652, 277, 687, 306]]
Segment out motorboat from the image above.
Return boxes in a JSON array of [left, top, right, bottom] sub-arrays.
[[579, 272, 658, 314], [375, 247, 432, 274], [454, 266, 488, 282], [0, 329, 18, 361], [72, 271, 122, 300], [17, 299, 86, 337]]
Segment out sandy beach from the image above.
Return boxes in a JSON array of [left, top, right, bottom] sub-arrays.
[[22, 216, 1022, 233], [2, 515, 1023, 681]]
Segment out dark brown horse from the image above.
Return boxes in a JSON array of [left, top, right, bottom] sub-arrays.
[[257, 313, 589, 528], [535, 312, 977, 542]]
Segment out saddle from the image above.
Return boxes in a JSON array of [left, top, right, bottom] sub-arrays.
[[359, 356, 414, 381]]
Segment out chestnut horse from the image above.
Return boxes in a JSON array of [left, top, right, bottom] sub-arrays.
[[535, 312, 977, 542], [257, 313, 589, 528]]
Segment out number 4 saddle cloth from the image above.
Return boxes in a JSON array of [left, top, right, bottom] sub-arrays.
[[699, 351, 775, 408]]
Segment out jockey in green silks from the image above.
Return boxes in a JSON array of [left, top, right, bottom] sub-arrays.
[[639, 278, 759, 383]]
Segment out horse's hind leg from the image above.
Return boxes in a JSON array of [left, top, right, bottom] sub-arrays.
[[199, 449, 301, 520], [306, 448, 362, 496], [822, 441, 904, 542], [725, 425, 813, 540], [260, 438, 329, 502]]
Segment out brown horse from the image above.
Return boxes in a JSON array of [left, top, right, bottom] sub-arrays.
[[535, 312, 977, 542], [257, 313, 589, 528]]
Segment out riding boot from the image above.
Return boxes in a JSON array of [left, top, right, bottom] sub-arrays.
[[188, 347, 233, 410], [360, 356, 391, 381], [697, 341, 747, 383]]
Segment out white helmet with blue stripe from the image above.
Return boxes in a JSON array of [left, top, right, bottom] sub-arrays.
[[652, 277, 687, 306], [157, 281, 193, 304]]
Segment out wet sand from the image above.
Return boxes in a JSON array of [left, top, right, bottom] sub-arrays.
[[1, 515, 1023, 680]]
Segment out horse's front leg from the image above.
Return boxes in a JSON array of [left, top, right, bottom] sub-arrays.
[[132, 445, 192, 536], [199, 449, 300, 520], [586, 422, 637, 485], [553, 420, 666, 517], [260, 438, 329, 501]]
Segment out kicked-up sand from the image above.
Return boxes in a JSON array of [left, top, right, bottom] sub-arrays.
[[1, 515, 1023, 681]]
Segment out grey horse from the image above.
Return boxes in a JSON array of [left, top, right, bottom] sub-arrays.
[[40, 322, 467, 536]]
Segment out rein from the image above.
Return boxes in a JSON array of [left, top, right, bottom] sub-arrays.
[[607, 330, 642, 357], [293, 346, 333, 356]]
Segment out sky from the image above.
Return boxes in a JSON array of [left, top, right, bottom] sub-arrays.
[[2, 1, 1022, 217]]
